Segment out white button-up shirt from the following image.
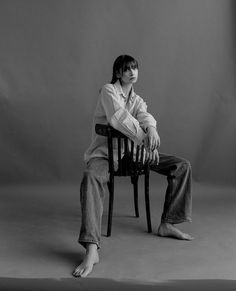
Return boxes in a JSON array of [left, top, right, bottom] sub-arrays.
[[84, 80, 157, 163]]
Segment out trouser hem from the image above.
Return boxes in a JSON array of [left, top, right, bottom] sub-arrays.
[[78, 239, 101, 249], [161, 217, 192, 224]]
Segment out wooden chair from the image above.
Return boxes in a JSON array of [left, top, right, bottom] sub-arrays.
[[95, 123, 152, 237]]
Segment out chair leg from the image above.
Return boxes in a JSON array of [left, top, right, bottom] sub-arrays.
[[144, 170, 152, 233], [107, 180, 114, 237], [132, 176, 139, 218]]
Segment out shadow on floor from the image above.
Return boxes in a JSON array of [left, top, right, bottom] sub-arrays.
[[0, 278, 236, 291]]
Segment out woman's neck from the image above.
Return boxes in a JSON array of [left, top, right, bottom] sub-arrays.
[[120, 81, 132, 97]]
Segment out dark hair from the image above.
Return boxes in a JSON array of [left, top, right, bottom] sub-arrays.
[[110, 55, 139, 84]]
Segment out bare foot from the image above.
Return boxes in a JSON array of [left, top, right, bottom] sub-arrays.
[[72, 243, 99, 278], [157, 223, 193, 240]]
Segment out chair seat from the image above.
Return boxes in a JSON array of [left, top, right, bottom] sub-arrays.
[[115, 155, 147, 176]]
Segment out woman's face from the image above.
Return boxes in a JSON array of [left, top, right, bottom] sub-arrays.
[[119, 64, 138, 85]]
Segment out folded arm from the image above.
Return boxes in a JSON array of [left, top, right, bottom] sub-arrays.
[[100, 84, 160, 152], [135, 98, 160, 151], [100, 84, 146, 145]]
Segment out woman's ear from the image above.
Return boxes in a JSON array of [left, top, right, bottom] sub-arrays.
[[116, 70, 122, 79]]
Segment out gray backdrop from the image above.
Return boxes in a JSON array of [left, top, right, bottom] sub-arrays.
[[0, 0, 235, 185]]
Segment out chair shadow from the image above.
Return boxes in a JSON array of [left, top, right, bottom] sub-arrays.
[[101, 212, 151, 237]]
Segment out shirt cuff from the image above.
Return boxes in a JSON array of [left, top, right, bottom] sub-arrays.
[[134, 127, 146, 145], [145, 125, 156, 132]]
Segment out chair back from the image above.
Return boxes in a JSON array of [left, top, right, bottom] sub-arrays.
[[95, 124, 148, 177]]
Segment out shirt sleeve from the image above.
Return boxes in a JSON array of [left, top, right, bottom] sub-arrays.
[[135, 97, 157, 131], [100, 84, 146, 145]]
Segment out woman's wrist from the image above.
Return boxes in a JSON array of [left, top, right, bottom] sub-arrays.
[[146, 126, 157, 133]]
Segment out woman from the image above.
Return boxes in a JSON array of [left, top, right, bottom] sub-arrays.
[[73, 55, 193, 278]]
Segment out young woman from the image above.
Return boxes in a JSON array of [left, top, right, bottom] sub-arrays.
[[73, 55, 193, 278]]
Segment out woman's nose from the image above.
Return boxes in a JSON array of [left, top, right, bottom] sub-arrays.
[[129, 69, 135, 75]]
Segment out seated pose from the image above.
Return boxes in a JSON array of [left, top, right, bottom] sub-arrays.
[[73, 55, 193, 278]]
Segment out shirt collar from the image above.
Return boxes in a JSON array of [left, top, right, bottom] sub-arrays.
[[113, 80, 136, 102]]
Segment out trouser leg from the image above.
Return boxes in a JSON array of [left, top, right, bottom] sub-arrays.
[[150, 153, 192, 224], [78, 158, 109, 249]]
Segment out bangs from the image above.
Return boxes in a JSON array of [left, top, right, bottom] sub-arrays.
[[123, 60, 138, 72]]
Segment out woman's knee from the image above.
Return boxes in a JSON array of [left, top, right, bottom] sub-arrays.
[[83, 168, 109, 184], [175, 158, 191, 176], [180, 159, 191, 174]]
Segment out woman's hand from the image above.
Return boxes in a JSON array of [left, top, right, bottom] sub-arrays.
[[144, 127, 160, 152], [134, 147, 159, 165], [144, 148, 159, 165]]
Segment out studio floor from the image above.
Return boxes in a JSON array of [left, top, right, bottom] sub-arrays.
[[0, 176, 236, 290]]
